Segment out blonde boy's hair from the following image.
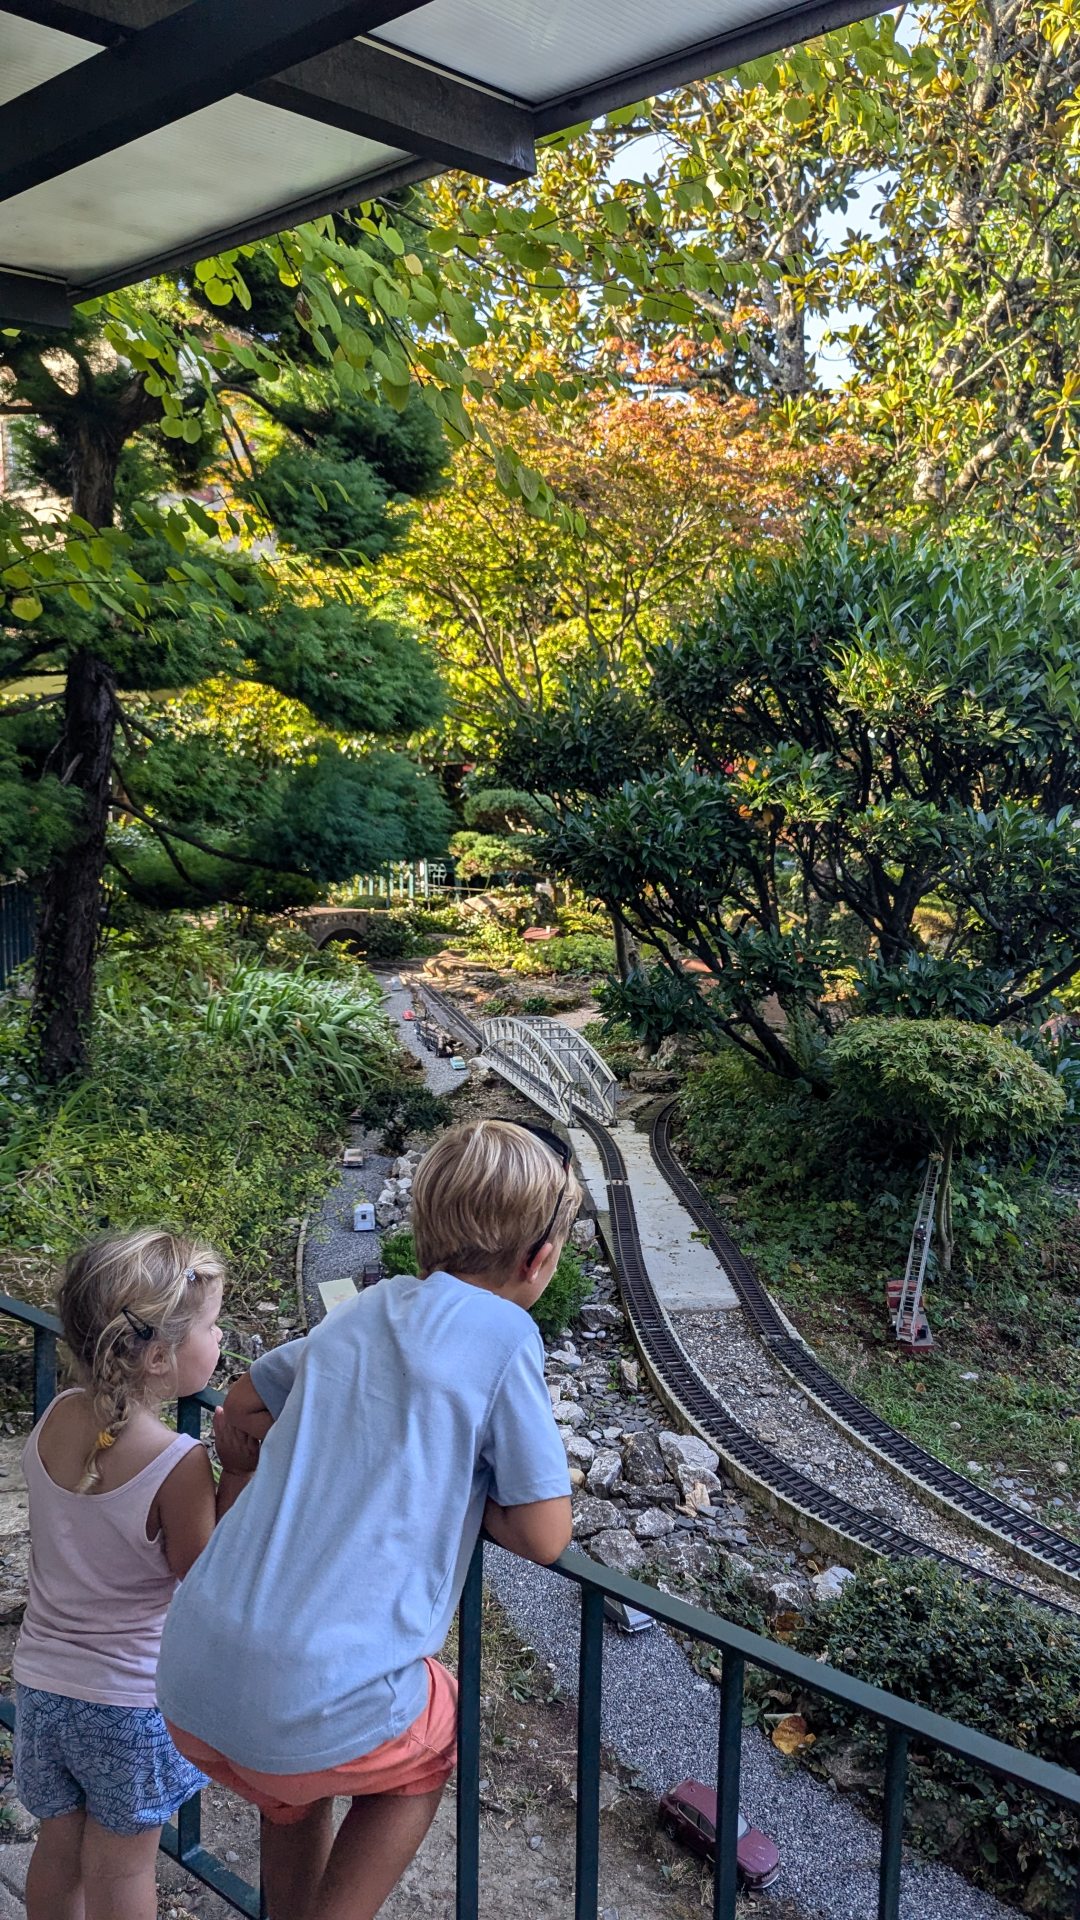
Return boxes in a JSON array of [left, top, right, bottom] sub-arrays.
[[58, 1228, 225, 1491], [412, 1120, 582, 1279]]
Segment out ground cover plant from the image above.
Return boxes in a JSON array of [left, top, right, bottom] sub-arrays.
[[0, 914, 408, 1331], [675, 1046, 1080, 1518]]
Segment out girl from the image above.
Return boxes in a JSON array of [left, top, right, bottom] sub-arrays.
[[12, 1228, 245, 1920]]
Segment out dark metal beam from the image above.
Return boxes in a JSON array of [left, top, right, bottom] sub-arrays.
[[253, 45, 534, 185], [3, 1, 535, 184], [0, 0, 429, 204], [532, 0, 892, 133], [0, 268, 72, 329]]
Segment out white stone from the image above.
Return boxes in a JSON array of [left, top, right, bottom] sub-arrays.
[[565, 1435, 596, 1469], [570, 1216, 597, 1250], [812, 1565, 855, 1604], [618, 1358, 640, 1392], [658, 1431, 720, 1480], [674, 1462, 722, 1502], [1053, 1460, 1070, 1477], [555, 1403, 587, 1431], [585, 1448, 623, 1496], [633, 1507, 675, 1541], [589, 1528, 645, 1576]]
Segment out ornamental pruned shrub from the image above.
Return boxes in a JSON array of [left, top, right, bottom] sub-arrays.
[[829, 1017, 1064, 1271]]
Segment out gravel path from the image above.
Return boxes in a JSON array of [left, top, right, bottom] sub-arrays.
[[675, 1311, 1080, 1614], [485, 1545, 1019, 1920]]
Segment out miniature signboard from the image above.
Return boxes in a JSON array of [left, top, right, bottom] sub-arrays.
[[342, 1147, 365, 1167], [317, 1276, 358, 1315]]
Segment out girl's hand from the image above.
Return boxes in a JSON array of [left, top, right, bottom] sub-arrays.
[[213, 1405, 262, 1476]]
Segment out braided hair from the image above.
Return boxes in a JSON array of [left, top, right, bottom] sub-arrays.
[[57, 1228, 225, 1493]]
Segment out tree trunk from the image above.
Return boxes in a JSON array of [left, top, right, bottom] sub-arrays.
[[933, 1128, 955, 1276], [612, 913, 639, 983], [32, 432, 119, 1083]]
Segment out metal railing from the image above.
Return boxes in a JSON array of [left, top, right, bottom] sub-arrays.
[[1, 1292, 1079, 1920], [0, 882, 35, 992]]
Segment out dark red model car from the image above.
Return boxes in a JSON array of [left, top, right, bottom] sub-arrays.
[[659, 1779, 780, 1890]]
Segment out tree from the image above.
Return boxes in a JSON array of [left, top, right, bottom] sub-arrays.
[[1, 275, 450, 1080], [829, 1016, 1065, 1271], [501, 521, 1080, 1081], [391, 363, 860, 751]]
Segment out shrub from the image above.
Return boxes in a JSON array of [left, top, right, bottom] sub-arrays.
[[376, 1228, 589, 1340], [794, 1562, 1080, 1914], [362, 1082, 452, 1155], [355, 912, 429, 962]]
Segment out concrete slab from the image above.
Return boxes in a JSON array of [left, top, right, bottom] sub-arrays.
[[573, 1122, 738, 1313]]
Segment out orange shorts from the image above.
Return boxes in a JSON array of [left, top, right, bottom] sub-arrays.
[[166, 1658, 457, 1827]]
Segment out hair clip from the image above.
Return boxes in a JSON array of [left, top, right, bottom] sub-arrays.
[[182, 1266, 196, 1284], [121, 1305, 155, 1342]]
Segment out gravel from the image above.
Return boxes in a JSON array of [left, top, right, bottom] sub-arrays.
[[485, 1544, 1020, 1920], [674, 1311, 1080, 1615]]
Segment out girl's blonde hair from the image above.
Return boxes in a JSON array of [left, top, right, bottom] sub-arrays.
[[412, 1119, 582, 1279], [58, 1228, 225, 1492]]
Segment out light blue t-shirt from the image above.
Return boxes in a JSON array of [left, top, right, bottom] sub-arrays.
[[157, 1271, 569, 1771]]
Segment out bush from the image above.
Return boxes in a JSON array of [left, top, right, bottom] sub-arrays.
[[362, 1082, 452, 1155], [375, 1229, 589, 1340], [794, 1562, 1080, 1914]]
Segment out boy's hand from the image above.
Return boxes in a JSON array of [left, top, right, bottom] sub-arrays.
[[213, 1405, 262, 1476]]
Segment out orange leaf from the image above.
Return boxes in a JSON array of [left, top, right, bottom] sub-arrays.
[[771, 1714, 816, 1756]]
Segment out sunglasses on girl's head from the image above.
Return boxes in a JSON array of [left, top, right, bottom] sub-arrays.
[[512, 1123, 572, 1265]]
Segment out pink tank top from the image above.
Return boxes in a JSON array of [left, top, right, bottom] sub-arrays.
[[13, 1391, 199, 1709]]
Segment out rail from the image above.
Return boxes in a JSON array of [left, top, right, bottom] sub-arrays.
[[2, 1294, 1078, 1919], [0, 882, 35, 991]]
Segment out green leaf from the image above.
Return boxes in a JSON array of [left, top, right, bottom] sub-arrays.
[[10, 593, 43, 621]]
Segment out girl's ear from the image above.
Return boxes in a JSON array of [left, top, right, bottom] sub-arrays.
[[144, 1340, 172, 1380]]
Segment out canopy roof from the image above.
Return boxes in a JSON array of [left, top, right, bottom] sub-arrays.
[[0, 0, 881, 327]]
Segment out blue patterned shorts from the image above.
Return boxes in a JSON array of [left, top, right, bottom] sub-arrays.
[[14, 1686, 208, 1835]]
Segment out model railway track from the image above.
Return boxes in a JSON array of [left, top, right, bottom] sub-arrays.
[[651, 1101, 1080, 1590], [413, 983, 1079, 1614]]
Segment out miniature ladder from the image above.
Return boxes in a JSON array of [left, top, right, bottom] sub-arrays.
[[886, 1157, 939, 1354]]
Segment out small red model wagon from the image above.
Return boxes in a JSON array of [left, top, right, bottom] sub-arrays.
[[659, 1778, 780, 1890]]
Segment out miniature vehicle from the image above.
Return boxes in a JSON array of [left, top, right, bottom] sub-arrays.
[[603, 1597, 656, 1633], [659, 1779, 780, 1890], [360, 1262, 383, 1288], [401, 1008, 416, 1021], [450, 1056, 467, 1072]]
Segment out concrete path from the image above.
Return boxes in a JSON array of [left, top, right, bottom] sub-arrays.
[[572, 1119, 738, 1312]]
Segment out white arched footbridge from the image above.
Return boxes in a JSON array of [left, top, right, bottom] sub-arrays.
[[418, 987, 617, 1125]]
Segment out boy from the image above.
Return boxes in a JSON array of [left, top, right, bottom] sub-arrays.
[[157, 1120, 578, 1920]]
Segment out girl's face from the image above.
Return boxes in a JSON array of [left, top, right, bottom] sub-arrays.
[[173, 1281, 224, 1396]]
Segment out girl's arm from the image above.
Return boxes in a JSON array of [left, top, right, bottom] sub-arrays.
[[156, 1446, 218, 1579]]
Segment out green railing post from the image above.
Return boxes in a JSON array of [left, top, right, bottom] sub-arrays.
[[177, 1394, 203, 1441], [713, 1651, 744, 1920], [32, 1325, 56, 1421], [574, 1585, 605, 1920], [878, 1726, 909, 1920], [455, 1542, 483, 1920]]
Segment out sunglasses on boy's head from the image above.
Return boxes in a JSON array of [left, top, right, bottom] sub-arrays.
[[511, 1122, 572, 1266]]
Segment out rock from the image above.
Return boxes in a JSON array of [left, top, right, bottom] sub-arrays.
[[589, 1529, 645, 1576], [586, 1449, 623, 1496], [528, 1835, 543, 1851], [580, 1304, 623, 1331], [375, 1198, 401, 1228], [633, 1507, 675, 1541], [1053, 1460, 1070, 1478], [658, 1431, 720, 1481], [554, 1403, 587, 1431], [662, 1536, 718, 1583], [812, 1565, 855, 1604], [550, 1349, 583, 1372], [621, 1431, 668, 1487], [568, 1468, 586, 1489], [650, 1036, 681, 1068], [674, 1462, 723, 1503], [570, 1217, 597, 1251], [618, 1358, 640, 1393], [572, 1496, 623, 1538], [762, 1576, 808, 1619], [565, 1435, 596, 1469], [628, 1069, 678, 1092], [390, 1155, 415, 1180], [0, 1790, 37, 1839]]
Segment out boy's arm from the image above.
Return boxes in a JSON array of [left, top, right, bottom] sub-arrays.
[[212, 1372, 275, 1518], [481, 1332, 573, 1565], [483, 1495, 572, 1565]]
